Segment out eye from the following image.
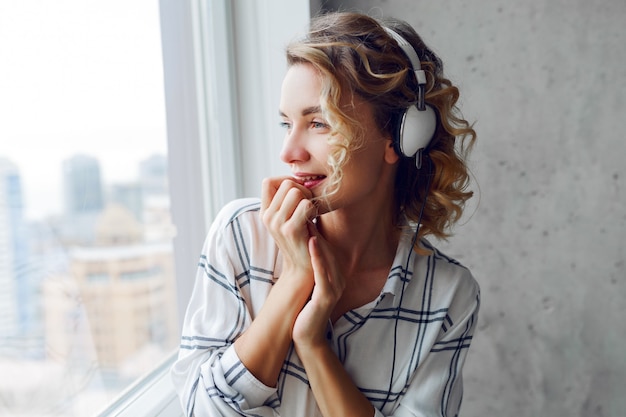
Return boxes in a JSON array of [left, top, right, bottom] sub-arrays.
[[310, 120, 329, 130], [279, 121, 292, 130]]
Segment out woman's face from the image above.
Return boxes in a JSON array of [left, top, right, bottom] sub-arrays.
[[278, 63, 399, 214]]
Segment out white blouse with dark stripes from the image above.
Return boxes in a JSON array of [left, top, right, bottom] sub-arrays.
[[171, 198, 480, 417]]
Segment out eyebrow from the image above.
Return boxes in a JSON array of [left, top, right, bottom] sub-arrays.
[[279, 106, 322, 118]]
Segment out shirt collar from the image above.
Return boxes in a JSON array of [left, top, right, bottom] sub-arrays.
[[380, 229, 418, 306]]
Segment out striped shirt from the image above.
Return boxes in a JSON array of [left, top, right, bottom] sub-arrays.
[[171, 198, 480, 417]]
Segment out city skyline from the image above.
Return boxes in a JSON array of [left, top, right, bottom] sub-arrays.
[[0, 0, 167, 221], [0, 152, 167, 221], [0, 148, 175, 416], [0, 2, 175, 415]]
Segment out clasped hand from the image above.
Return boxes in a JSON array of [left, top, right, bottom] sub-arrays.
[[260, 177, 345, 350]]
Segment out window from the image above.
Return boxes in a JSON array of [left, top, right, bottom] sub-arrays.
[[0, 1, 177, 415], [1, 0, 313, 416]]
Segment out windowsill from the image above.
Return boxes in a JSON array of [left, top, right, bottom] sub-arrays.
[[95, 350, 182, 417]]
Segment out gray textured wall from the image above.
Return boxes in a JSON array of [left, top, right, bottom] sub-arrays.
[[320, 1, 626, 416]]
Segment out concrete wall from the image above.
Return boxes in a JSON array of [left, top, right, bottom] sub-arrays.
[[319, 1, 626, 416]]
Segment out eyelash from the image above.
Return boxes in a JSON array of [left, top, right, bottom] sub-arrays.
[[279, 121, 329, 130], [311, 121, 328, 129]]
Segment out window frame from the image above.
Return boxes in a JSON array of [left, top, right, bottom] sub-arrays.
[[95, 352, 180, 417], [96, 1, 313, 416], [159, 0, 312, 329]]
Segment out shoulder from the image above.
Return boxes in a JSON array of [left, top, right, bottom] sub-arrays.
[[204, 198, 278, 278], [210, 198, 262, 231], [420, 239, 476, 283], [203, 198, 265, 251], [205, 198, 276, 258], [420, 239, 480, 312]]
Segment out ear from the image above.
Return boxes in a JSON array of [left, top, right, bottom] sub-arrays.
[[384, 138, 400, 164]]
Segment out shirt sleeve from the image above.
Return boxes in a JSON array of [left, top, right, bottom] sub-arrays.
[[380, 266, 481, 417], [170, 199, 279, 417]]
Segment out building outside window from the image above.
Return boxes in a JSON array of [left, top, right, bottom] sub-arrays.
[[0, 1, 178, 415], [0, 0, 311, 415]]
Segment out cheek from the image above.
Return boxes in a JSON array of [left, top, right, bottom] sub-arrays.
[[311, 139, 332, 166]]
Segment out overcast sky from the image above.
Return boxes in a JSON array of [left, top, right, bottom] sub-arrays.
[[0, 0, 167, 220]]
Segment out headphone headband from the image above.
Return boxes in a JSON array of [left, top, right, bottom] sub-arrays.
[[384, 27, 426, 110], [383, 26, 437, 163]]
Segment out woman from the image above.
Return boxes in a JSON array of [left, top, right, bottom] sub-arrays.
[[172, 11, 479, 417]]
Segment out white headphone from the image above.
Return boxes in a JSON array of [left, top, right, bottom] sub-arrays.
[[384, 27, 437, 166]]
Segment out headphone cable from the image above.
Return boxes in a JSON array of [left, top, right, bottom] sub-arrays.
[[380, 156, 433, 410]]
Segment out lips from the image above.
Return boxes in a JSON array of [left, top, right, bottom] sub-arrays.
[[295, 174, 326, 189]]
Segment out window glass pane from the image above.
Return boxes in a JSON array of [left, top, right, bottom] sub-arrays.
[[0, 1, 178, 415]]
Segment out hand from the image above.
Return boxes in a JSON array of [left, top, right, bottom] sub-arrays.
[[292, 233, 346, 351], [232, 177, 317, 388], [260, 177, 316, 278]]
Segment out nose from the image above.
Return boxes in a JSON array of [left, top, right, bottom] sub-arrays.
[[279, 127, 310, 165]]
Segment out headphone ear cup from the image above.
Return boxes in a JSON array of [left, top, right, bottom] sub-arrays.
[[398, 104, 437, 157]]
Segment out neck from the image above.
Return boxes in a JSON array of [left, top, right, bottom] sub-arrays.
[[317, 205, 401, 276]]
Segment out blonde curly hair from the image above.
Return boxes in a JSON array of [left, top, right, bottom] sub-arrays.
[[286, 12, 476, 249]]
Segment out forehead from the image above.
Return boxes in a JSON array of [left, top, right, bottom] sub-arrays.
[[279, 64, 322, 114], [279, 62, 378, 126]]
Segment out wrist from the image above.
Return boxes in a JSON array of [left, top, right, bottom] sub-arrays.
[[294, 333, 331, 358], [276, 265, 314, 294]]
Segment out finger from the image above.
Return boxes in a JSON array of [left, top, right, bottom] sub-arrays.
[[264, 179, 307, 214], [308, 236, 343, 316], [261, 176, 291, 213], [261, 177, 313, 210], [313, 234, 345, 293], [308, 236, 328, 289], [265, 188, 307, 235], [262, 180, 298, 229], [277, 198, 316, 242], [280, 187, 310, 220], [265, 181, 315, 229], [291, 197, 317, 224]]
